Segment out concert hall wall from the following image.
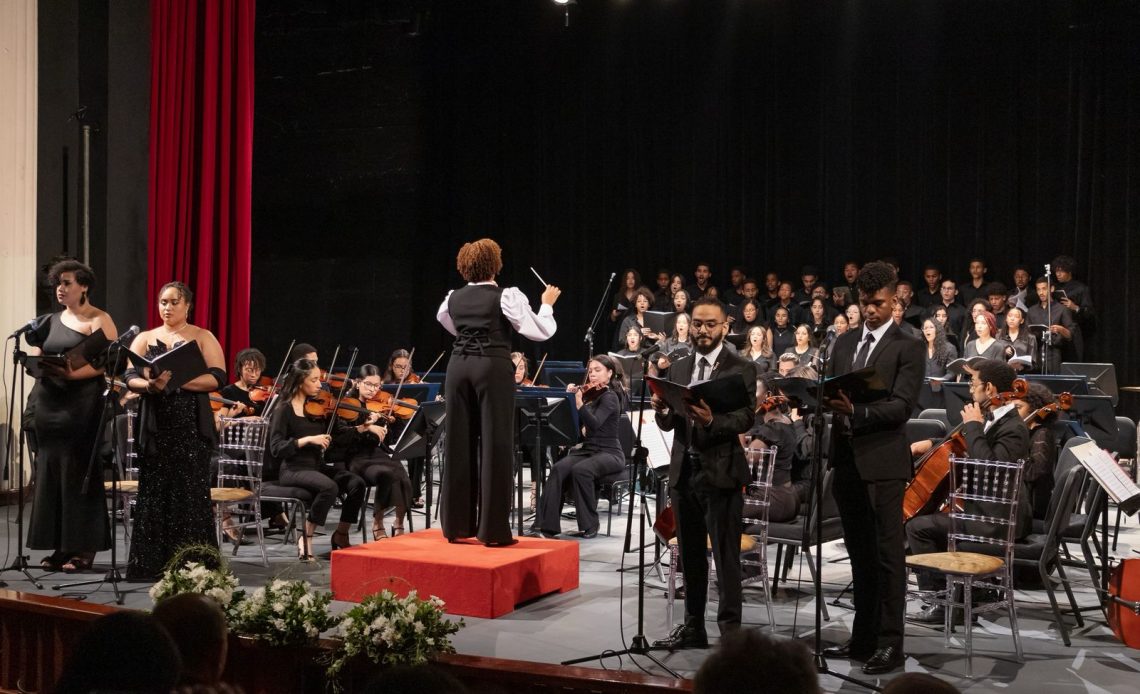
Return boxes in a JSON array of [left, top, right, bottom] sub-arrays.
[[251, 1, 1139, 416]]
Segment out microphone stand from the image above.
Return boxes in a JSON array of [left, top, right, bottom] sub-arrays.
[[52, 337, 135, 603], [561, 350, 678, 677], [584, 272, 617, 362], [1, 333, 43, 588], [1042, 263, 1053, 375], [808, 333, 878, 691]]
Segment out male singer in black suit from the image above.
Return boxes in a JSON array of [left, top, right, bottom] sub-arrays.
[[651, 297, 758, 649], [822, 261, 925, 675], [906, 358, 1031, 624]]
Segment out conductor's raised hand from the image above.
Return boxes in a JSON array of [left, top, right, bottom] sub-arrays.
[[541, 285, 562, 306]]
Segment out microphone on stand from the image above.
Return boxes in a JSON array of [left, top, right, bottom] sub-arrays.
[[112, 325, 141, 348], [8, 314, 50, 339]]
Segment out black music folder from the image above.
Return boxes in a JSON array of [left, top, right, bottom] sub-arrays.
[[643, 310, 674, 336], [24, 328, 111, 378], [126, 339, 209, 392], [646, 373, 751, 416], [813, 366, 889, 404]]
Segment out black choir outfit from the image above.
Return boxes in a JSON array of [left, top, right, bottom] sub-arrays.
[[436, 282, 556, 545], [532, 388, 625, 536], [769, 324, 795, 357], [927, 301, 967, 337], [268, 406, 365, 528], [1026, 302, 1077, 373], [125, 340, 224, 579], [924, 342, 958, 378], [656, 346, 758, 635], [25, 314, 112, 557], [962, 337, 1010, 362], [1001, 329, 1038, 372], [826, 320, 924, 658]]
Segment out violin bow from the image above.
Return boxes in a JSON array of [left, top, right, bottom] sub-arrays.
[[388, 347, 417, 418], [419, 350, 445, 382], [323, 345, 342, 384], [325, 347, 359, 437], [263, 339, 296, 418], [531, 353, 549, 386]]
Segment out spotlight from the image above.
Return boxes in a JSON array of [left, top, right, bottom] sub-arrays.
[[552, 0, 577, 27]]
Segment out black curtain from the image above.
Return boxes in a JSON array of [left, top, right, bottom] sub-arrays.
[[253, 0, 1140, 417]]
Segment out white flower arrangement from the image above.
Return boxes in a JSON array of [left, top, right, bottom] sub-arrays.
[[230, 579, 339, 647], [326, 589, 463, 681], [149, 560, 244, 620]]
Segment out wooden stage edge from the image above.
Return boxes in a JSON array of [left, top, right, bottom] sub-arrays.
[[0, 589, 692, 693]]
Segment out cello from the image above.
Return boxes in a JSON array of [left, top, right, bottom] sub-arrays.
[[1107, 559, 1140, 648], [902, 377, 1028, 522]]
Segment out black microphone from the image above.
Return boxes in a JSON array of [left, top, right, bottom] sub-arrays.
[[8, 314, 50, 339], [818, 325, 838, 351], [112, 325, 141, 347]]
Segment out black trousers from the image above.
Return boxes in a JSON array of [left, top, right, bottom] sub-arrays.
[[279, 466, 365, 526], [535, 448, 624, 534], [906, 512, 952, 591], [441, 354, 515, 544], [349, 453, 412, 519], [832, 462, 907, 651], [672, 481, 744, 632]]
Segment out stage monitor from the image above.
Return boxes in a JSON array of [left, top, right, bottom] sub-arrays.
[[1061, 363, 1118, 406]]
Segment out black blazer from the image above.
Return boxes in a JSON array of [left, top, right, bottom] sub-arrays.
[[656, 349, 758, 490], [828, 323, 925, 481], [962, 408, 1032, 538]]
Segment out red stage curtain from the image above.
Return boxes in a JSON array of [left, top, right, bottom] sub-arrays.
[[148, 0, 255, 365]]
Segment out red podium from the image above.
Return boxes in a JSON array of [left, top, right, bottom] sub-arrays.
[[330, 528, 580, 618]]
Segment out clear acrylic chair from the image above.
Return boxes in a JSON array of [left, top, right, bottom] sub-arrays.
[[104, 406, 139, 552], [906, 456, 1025, 677], [211, 416, 272, 566]]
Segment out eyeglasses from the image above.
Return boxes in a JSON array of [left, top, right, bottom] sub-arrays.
[[968, 380, 983, 390], [690, 320, 724, 331], [359, 381, 382, 389]]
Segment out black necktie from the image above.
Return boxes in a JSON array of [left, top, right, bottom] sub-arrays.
[[853, 333, 875, 369], [697, 357, 710, 381]]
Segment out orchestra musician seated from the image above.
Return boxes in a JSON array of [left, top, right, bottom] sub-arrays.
[[528, 355, 628, 539], [906, 359, 1031, 624]]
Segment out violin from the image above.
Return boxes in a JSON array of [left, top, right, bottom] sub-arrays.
[[209, 392, 254, 416], [577, 381, 609, 404], [756, 395, 789, 415], [902, 378, 1028, 522], [1024, 392, 1073, 424], [367, 389, 420, 421]]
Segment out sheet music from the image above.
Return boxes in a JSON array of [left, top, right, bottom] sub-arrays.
[[1071, 440, 1140, 515], [634, 409, 674, 471]]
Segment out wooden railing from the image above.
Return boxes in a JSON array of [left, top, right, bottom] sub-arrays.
[[0, 590, 692, 693]]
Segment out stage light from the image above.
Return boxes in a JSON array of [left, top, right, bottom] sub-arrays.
[[552, 0, 577, 27]]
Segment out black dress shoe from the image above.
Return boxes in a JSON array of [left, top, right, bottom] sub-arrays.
[[907, 603, 946, 625], [483, 538, 519, 547], [652, 624, 709, 650], [862, 645, 905, 675], [822, 639, 875, 661], [570, 528, 598, 539]]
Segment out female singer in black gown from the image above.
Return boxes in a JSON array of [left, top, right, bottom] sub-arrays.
[[124, 282, 227, 579], [340, 364, 412, 540], [530, 355, 627, 538], [268, 359, 366, 558], [436, 238, 560, 546], [26, 260, 118, 572]]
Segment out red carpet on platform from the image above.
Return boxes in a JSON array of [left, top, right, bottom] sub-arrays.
[[330, 528, 580, 618]]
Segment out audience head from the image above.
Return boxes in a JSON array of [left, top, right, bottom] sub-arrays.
[[152, 593, 229, 685], [456, 238, 502, 282], [54, 611, 181, 694], [881, 672, 961, 694], [693, 629, 819, 694]]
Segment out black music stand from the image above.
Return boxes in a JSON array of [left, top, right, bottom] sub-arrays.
[[1023, 374, 1089, 396], [1067, 395, 1118, 450], [1061, 363, 1118, 406], [392, 401, 447, 529], [539, 367, 582, 390], [514, 393, 578, 535]]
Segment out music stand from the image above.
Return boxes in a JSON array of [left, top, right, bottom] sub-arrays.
[[381, 382, 439, 403], [540, 367, 582, 390], [941, 382, 972, 427], [1061, 363, 1118, 406], [514, 392, 578, 535], [392, 401, 447, 529], [1022, 374, 1089, 396], [1067, 395, 1118, 450]]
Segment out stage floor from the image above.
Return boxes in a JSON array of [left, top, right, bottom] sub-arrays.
[[2, 494, 1138, 692]]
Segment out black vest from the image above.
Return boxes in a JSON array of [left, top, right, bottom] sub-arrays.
[[447, 284, 513, 359]]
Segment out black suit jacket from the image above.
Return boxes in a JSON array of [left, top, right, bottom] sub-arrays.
[[657, 349, 758, 491], [828, 323, 925, 481], [962, 407, 1032, 537]]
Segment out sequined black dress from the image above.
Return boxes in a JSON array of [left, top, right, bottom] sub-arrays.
[[26, 313, 111, 553], [126, 341, 217, 579]]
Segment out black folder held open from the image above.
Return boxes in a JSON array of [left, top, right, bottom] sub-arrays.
[[126, 339, 209, 392]]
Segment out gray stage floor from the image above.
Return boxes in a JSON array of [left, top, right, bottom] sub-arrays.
[[3, 493, 1139, 693]]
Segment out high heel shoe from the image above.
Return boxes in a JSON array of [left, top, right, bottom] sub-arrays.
[[391, 525, 406, 537], [372, 520, 388, 541], [331, 530, 352, 550], [297, 536, 315, 561]]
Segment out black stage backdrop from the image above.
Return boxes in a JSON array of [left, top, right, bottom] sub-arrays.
[[252, 1, 1139, 417]]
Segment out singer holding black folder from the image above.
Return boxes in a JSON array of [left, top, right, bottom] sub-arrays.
[[650, 296, 757, 650], [820, 261, 924, 675], [124, 282, 227, 579], [25, 260, 118, 573]]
